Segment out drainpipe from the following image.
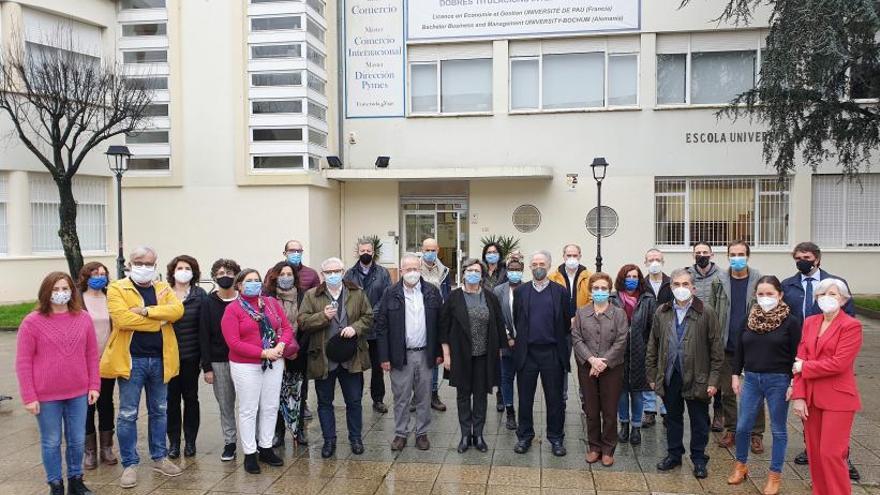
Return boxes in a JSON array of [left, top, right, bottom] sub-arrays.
[[336, 0, 346, 257]]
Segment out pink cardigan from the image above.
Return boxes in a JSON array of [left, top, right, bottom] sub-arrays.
[[221, 295, 293, 364], [16, 311, 100, 404]]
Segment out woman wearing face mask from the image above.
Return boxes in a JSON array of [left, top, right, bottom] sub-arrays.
[[609, 264, 655, 447], [440, 259, 507, 453], [572, 272, 629, 467], [17, 272, 100, 495], [726, 276, 800, 495], [221, 269, 293, 474], [264, 262, 308, 450], [481, 242, 508, 290], [77, 261, 119, 469], [790, 279, 862, 495], [165, 255, 207, 459]]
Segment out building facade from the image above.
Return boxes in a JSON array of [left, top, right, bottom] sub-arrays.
[[0, 0, 878, 303]]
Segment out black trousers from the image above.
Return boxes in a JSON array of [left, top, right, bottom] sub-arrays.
[[516, 344, 565, 443], [368, 339, 385, 403], [167, 358, 201, 445], [663, 369, 710, 465], [456, 355, 489, 438], [86, 377, 116, 435]]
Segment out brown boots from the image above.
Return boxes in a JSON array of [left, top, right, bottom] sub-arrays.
[[83, 434, 98, 470], [763, 471, 782, 495], [99, 431, 119, 465], [727, 461, 748, 485]]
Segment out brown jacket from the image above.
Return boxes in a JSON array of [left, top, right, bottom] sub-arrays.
[[572, 303, 629, 369]]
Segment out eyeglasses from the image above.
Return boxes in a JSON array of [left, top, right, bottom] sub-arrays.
[[323, 269, 344, 275], [286, 249, 304, 254], [131, 262, 156, 269]]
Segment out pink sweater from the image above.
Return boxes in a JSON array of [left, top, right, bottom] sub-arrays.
[[221, 295, 293, 364], [16, 311, 100, 404]]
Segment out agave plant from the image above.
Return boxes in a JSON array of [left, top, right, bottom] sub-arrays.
[[359, 234, 383, 258], [479, 235, 520, 259]]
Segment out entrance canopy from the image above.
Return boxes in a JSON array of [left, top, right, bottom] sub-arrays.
[[323, 165, 554, 181]]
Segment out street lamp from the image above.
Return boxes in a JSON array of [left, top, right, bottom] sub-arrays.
[[590, 157, 609, 273], [106, 145, 131, 279]]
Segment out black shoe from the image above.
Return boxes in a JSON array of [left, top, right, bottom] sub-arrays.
[[372, 402, 388, 414], [321, 441, 336, 459], [184, 441, 196, 458], [167, 443, 180, 459], [244, 453, 261, 474], [642, 411, 656, 428], [295, 428, 308, 447], [550, 441, 566, 457], [505, 408, 517, 431], [221, 443, 236, 461], [618, 421, 630, 443], [496, 391, 504, 412], [849, 458, 861, 481], [693, 464, 708, 479], [656, 456, 682, 471], [662, 413, 668, 428], [794, 450, 809, 465], [272, 434, 284, 449], [351, 440, 365, 455], [49, 480, 64, 495], [513, 439, 531, 454], [473, 436, 488, 453], [431, 393, 447, 412], [629, 427, 641, 446], [258, 447, 284, 466], [456, 436, 469, 453], [66, 475, 93, 495]]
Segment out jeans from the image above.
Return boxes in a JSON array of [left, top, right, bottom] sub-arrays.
[[736, 372, 790, 473], [86, 378, 116, 435], [36, 395, 88, 483], [167, 358, 201, 446], [642, 390, 666, 414], [117, 357, 168, 467], [663, 369, 710, 465], [432, 364, 441, 393], [618, 389, 644, 427], [499, 353, 516, 407], [314, 367, 364, 443]]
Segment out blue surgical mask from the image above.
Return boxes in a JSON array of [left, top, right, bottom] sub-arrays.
[[485, 253, 500, 264], [624, 279, 639, 292], [422, 251, 437, 263], [464, 271, 482, 285], [507, 271, 523, 284], [287, 252, 302, 266], [592, 289, 610, 303], [88, 276, 108, 290], [729, 256, 748, 271], [325, 273, 343, 286], [242, 281, 262, 297]]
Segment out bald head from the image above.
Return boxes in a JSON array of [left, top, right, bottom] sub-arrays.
[[421, 238, 438, 251]]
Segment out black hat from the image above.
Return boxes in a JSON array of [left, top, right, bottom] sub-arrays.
[[325, 333, 357, 363]]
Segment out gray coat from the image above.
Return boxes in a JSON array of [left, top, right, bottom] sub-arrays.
[[492, 281, 519, 356], [708, 268, 761, 348], [686, 263, 721, 303]]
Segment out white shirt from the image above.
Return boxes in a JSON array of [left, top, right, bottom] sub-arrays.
[[507, 285, 517, 337], [565, 268, 578, 298], [533, 279, 550, 293], [404, 282, 427, 348], [649, 279, 662, 297]]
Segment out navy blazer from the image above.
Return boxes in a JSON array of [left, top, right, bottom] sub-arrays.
[[781, 269, 855, 320], [511, 281, 572, 372], [373, 279, 442, 370]]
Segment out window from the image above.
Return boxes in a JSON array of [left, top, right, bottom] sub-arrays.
[[143, 104, 169, 117], [252, 99, 303, 114], [0, 174, 7, 255], [656, 54, 686, 104], [253, 155, 305, 169], [307, 18, 325, 42], [120, 0, 165, 9], [306, 44, 325, 68], [123, 50, 167, 64], [543, 53, 603, 109], [251, 71, 302, 87], [125, 76, 168, 90], [26, 42, 100, 70], [410, 59, 492, 114], [307, 101, 327, 121], [510, 58, 538, 110], [307, 0, 326, 16], [812, 174, 880, 248], [512, 204, 541, 233], [251, 43, 302, 59], [30, 175, 107, 252], [126, 130, 169, 144], [309, 129, 327, 147], [252, 128, 303, 141], [251, 16, 302, 32], [122, 23, 167, 36], [608, 54, 638, 106], [128, 157, 170, 171], [307, 72, 326, 94], [654, 176, 790, 248], [308, 155, 321, 170], [851, 61, 880, 100], [657, 50, 758, 105], [410, 63, 438, 113]]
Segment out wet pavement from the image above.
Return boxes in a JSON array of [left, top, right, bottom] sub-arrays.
[[1, 317, 880, 494]]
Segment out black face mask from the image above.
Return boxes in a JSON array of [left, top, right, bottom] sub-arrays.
[[695, 255, 711, 268], [216, 276, 234, 289], [796, 259, 816, 275], [359, 253, 374, 265]]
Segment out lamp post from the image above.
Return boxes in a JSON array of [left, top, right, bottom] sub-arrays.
[[590, 157, 609, 273], [106, 145, 131, 279]]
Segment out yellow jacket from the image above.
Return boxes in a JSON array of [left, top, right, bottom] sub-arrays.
[[100, 277, 184, 383], [548, 265, 593, 308]]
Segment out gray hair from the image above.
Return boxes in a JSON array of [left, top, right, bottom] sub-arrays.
[[400, 252, 421, 267], [356, 237, 374, 249], [531, 250, 552, 266], [320, 257, 345, 271], [645, 248, 664, 262], [129, 245, 157, 261], [562, 243, 581, 255], [670, 267, 694, 284], [461, 258, 485, 277], [815, 278, 851, 299]]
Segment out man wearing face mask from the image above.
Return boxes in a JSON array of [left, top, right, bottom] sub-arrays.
[[512, 251, 572, 457], [493, 259, 526, 431], [344, 240, 392, 414], [642, 249, 670, 427], [708, 241, 764, 452], [282, 240, 321, 302], [645, 268, 723, 480], [101, 246, 185, 489], [686, 242, 721, 303], [419, 238, 450, 411]]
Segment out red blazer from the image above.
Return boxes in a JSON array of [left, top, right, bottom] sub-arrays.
[[791, 312, 862, 412]]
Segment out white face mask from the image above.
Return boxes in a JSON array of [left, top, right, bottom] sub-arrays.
[[50, 290, 71, 306], [672, 287, 692, 302], [647, 261, 663, 275], [402, 271, 421, 286], [757, 296, 779, 312], [817, 295, 841, 314], [130, 265, 156, 285], [174, 270, 193, 284], [564, 257, 579, 270]]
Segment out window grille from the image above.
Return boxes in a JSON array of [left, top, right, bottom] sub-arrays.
[[30, 175, 107, 253]]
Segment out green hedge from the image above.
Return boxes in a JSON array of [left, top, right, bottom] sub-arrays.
[[854, 296, 880, 312], [0, 302, 35, 328]]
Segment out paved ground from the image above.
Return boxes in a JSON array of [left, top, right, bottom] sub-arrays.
[[2, 318, 880, 494]]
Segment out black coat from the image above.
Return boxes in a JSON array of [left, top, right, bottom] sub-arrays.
[[645, 274, 673, 306], [439, 288, 507, 391], [344, 262, 392, 340], [511, 282, 572, 372], [173, 285, 206, 362], [374, 279, 442, 370], [610, 290, 655, 392], [199, 291, 234, 372]]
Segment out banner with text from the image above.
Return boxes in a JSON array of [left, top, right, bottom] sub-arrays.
[[345, 1, 405, 118], [407, 0, 641, 42]]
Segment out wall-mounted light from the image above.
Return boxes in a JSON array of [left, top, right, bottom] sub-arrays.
[[326, 156, 343, 168], [375, 156, 390, 168]]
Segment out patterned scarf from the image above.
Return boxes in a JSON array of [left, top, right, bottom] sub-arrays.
[[238, 296, 279, 370], [747, 300, 791, 334]]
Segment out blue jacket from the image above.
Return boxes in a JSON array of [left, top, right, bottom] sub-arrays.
[[781, 269, 855, 320], [373, 279, 442, 370], [511, 281, 572, 372]]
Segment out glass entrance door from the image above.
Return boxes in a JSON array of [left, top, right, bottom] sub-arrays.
[[402, 198, 467, 286]]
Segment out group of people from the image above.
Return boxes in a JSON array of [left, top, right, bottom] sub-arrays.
[[15, 235, 863, 495]]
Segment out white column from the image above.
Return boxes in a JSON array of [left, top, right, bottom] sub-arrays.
[[6, 170, 31, 256]]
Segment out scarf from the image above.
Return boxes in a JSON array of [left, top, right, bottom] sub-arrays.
[[747, 301, 791, 334], [239, 296, 279, 370], [619, 291, 638, 323]]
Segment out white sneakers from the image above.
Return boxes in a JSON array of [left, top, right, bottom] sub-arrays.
[[119, 458, 182, 488]]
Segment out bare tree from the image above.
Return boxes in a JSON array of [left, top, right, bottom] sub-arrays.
[[0, 30, 154, 276]]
